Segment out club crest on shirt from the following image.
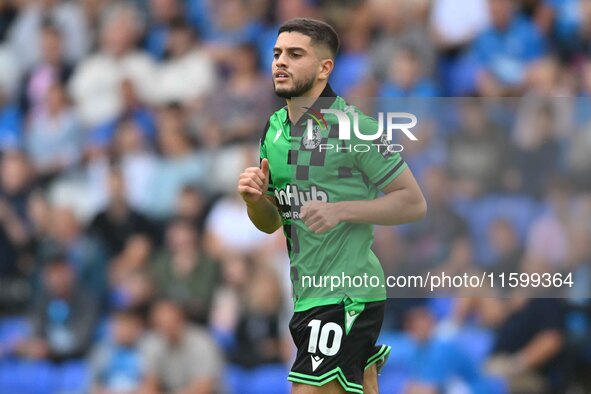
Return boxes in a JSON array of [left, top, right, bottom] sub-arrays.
[[302, 124, 322, 150]]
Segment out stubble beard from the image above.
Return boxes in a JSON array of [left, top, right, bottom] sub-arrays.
[[273, 73, 317, 99]]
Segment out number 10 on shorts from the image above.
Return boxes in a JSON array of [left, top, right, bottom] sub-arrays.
[[307, 319, 343, 356]]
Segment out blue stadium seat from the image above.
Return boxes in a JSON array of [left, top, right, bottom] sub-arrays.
[[225, 364, 290, 394], [453, 327, 494, 365], [0, 360, 12, 393], [250, 364, 290, 394], [0, 317, 31, 354], [59, 360, 90, 394], [474, 375, 509, 394], [31, 362, 58, 394], [377, 331, 415, 375], [378, 370, 409, 393], [225, 365, 247, 394]]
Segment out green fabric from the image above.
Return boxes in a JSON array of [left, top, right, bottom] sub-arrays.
[[260, 93, 406, 311]]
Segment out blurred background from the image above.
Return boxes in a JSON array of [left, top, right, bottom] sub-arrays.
[[0, 0, 590, 393]]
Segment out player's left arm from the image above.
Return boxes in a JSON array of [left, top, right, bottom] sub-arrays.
[[301, 167, 426, 233], [337, 167, 426, 225], [301, 114, 426, 233]]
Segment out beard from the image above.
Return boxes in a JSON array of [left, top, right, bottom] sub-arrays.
[[273, 72, 316, 99]]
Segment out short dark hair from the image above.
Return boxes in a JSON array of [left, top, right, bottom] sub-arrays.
[[278, 18, 340, 58]]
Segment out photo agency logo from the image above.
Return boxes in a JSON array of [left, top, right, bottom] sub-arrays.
[[303, 107, 419, 154]]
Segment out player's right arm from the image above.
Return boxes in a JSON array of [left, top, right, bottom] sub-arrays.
[[238, 158, 282, 234]]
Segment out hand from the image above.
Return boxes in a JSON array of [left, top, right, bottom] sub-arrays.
[[238, 158, 270, 205], [300, 201, 342, 234]]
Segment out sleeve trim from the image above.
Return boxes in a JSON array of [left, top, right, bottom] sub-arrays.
[[375, 160, 407, 189]]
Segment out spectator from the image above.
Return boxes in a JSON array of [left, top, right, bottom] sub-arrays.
[[472, 0, 546, 96], [90, 309, 146, 394], [69, 3, 156, 127], [513, 56, 574, 151], [0, 0, 18, 42], [230, 264, 289, 368], [545, 0, 586, 59], [140, 300, 224, 394], [174, 185, 209, 234], [329, 8, 372, 98], [87, 118, 159, 216], [0, 151, 33, 276], [430, 0, 491, 95], [369, 0, 436, 83], [151, 218, 219, 324], [448, 100, 514, 196], [38, 205, 107, 296], [110, 267, 155, 322], [89, 79, 157, 153], [431, 0, 490, 49], [18, 22, 74, 115], [8, 0, 89, 69], [156, 21, 218, 105], [25, 82, 82, 182], [204, 191, 274, 261], [487, 218, 524, 276], [198, 43, 271, 147], [515, 104, 562, 197], [209, 253, 252, 343], [17, 254, 99, 362], [145, 0, 185, 60], [144, 104, 209, 218], [88, 165, 153, 258], [404, 168, 467, 270], [379, 46, 439, 97], [199, 0, 263, 46], [401, 304, 483, 393], [486, 298, 566, 393], [525, 178, 572, 267]]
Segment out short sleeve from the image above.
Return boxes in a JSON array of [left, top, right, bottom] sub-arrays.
[[138, 334, 161, 374], [352, 116, 408, 190], [259, 120, 275, 196], [187, 329, 224, 379]]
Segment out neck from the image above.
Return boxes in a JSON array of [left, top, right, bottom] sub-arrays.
[[285, 82, 328, 124]]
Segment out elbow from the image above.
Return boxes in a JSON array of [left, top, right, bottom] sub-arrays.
[[408, 195, 427, 222]]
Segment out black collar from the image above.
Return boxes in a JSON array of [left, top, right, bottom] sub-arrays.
[[283, 83, 337, 125]]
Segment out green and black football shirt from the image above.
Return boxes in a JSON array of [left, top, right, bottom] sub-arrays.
[[260, 84, 407, 312]]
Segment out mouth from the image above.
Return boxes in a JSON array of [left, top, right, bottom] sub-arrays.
[[274, 71, 290, 82]]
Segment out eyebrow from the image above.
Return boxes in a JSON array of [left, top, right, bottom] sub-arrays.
[[273, 46, 307, 53]]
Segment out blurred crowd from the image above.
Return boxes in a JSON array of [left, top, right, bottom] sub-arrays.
[[0, 0, 590, 393]]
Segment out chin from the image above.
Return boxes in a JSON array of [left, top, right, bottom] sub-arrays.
[[274, 87, 294, 99]]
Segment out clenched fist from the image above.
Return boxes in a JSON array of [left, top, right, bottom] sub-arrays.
[[238, 158, 270, 205], [300, 201, 342, 234]]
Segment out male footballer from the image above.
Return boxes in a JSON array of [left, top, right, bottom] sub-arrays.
[[238, 18, 427, 394]]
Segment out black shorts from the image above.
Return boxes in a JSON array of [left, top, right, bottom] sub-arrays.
[[287, 298, 391, 393]]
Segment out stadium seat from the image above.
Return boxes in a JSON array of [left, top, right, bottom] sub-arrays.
[[225, 364, 290, 394], [58, 360, 90, 394], [0, 317, 31, 355], [452, 327, 494, 365], [251, 364, 291, 394], [378, 370, 409, 393], [377, 331, 415, 375], [474, 375, 509, 394]]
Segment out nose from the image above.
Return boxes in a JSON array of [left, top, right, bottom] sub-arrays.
[[274, 52, 288, 69]]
